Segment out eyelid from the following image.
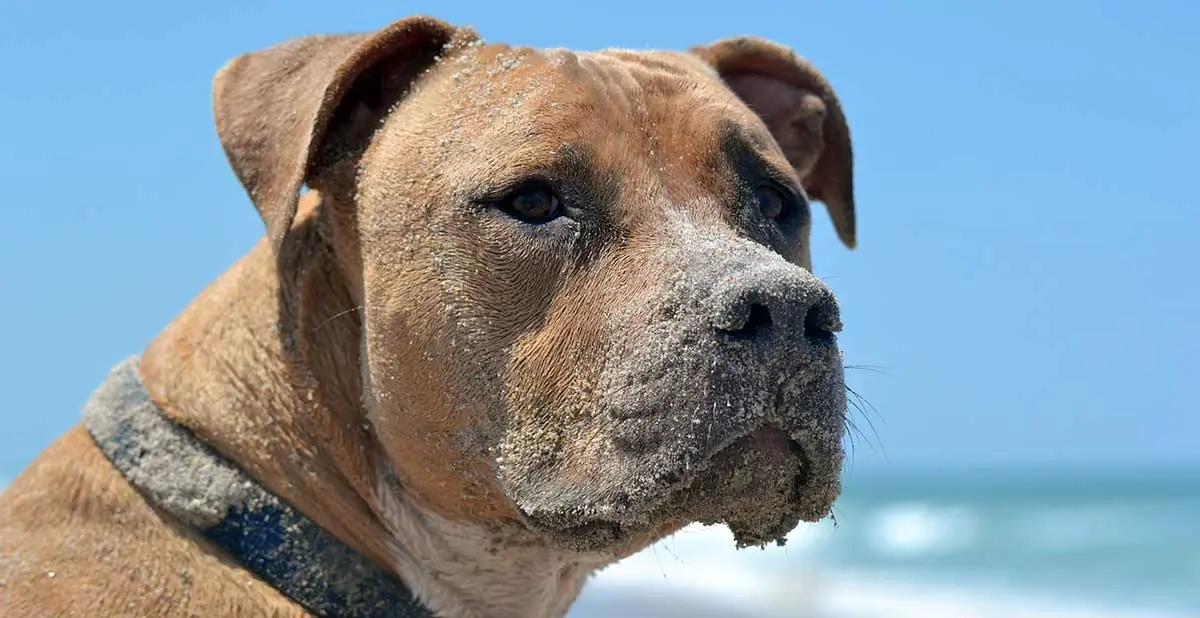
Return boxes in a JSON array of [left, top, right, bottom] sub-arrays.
[[758, 170, 806, 202], [479, 175, 560, 205], [755, 173, 810, 231]]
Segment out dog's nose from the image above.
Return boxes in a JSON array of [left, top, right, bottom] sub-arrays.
[[711, 267, 841, 346]]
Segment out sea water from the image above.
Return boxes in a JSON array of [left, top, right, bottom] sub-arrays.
[[573, 468, 1199, 617]]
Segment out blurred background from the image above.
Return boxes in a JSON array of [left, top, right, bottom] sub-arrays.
[[1, 1, 1196, 616]]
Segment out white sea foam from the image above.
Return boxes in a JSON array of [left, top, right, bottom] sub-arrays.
[[866, 502, 980, 557], [570, 523, 1196, 618]]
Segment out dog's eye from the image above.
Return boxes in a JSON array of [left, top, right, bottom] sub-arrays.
[[502, 185, 562, 222], [755, 183, 792, 222]]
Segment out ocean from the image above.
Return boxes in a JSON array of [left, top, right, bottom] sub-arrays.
[[572, 468, 1200, 617]]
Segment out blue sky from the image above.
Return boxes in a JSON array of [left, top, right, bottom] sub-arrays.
[[1, 0, 1196, 482]]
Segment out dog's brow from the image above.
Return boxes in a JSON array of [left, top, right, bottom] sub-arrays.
[[717, 120, 801, 190], [554, 142, 594, 177], [459, 141, 605, 203], [511, 142, 596, 187], [720, 119, 774, 153]]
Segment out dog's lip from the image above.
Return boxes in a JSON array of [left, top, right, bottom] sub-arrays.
[[510, 417, 843, 554], [523, 423, 810, 521]]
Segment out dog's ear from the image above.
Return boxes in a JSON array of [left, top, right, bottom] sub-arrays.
[[213, 16, 476, 251], [692, 37, 856, 249]]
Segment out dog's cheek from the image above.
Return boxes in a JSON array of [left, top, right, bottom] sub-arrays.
[[494, 276, 618, 488], [451, 215, 574, 342], [359, 313, 506, 518], [353, 253, 518, 520], [356, 207, 592, 519]]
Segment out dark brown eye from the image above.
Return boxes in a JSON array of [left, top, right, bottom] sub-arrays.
[[503, 185, 562, 222], [755, 183, 791, 221]]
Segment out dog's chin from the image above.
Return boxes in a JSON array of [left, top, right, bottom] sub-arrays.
[[515, 426, 841, 555], [675, 426, 832, 547]]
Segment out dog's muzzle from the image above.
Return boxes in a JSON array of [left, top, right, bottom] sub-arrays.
[[503, 228, 848, 551]]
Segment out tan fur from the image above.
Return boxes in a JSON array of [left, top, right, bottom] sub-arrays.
[[0, 14, 857, 618]]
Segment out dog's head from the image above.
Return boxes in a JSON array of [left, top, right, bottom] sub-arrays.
[[213, 15, 856, 556]]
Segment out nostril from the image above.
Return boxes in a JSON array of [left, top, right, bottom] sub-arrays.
[[721, 302, 774, 340], [803, 311, 833, 342], [745, 303, 774, 334], [803, 295, 841, 344]]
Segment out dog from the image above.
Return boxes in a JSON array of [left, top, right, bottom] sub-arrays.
[[0, 14, 857, 618]]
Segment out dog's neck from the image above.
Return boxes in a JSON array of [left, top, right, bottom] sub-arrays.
[[138, 194, 607, 617], [372, 472, 603, 618]]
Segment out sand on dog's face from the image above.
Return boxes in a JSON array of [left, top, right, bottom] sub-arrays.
[[353, 42, 847, 555]]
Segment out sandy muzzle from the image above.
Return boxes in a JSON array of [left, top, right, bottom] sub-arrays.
[[496, 223, 847, 553]]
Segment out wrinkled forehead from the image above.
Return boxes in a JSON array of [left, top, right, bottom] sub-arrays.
[[402, 42, 796, 202]]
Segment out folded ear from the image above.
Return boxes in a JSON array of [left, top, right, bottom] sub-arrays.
[[691, 37, 857, 249], [212, 16, 477, 251]]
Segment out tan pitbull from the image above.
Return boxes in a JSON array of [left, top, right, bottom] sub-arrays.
[[0, 14, 857, 618]]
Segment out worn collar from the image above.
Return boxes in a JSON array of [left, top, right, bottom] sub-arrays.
[[82, 357, 434, 618]]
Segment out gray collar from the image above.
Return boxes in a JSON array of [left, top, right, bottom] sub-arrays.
[[82, 357, 434, 618]]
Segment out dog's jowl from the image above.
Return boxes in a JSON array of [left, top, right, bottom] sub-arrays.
[[0, 14, 858, 618]]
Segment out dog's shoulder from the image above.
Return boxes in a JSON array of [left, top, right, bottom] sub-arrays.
[[0, 426, 308, 617]]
